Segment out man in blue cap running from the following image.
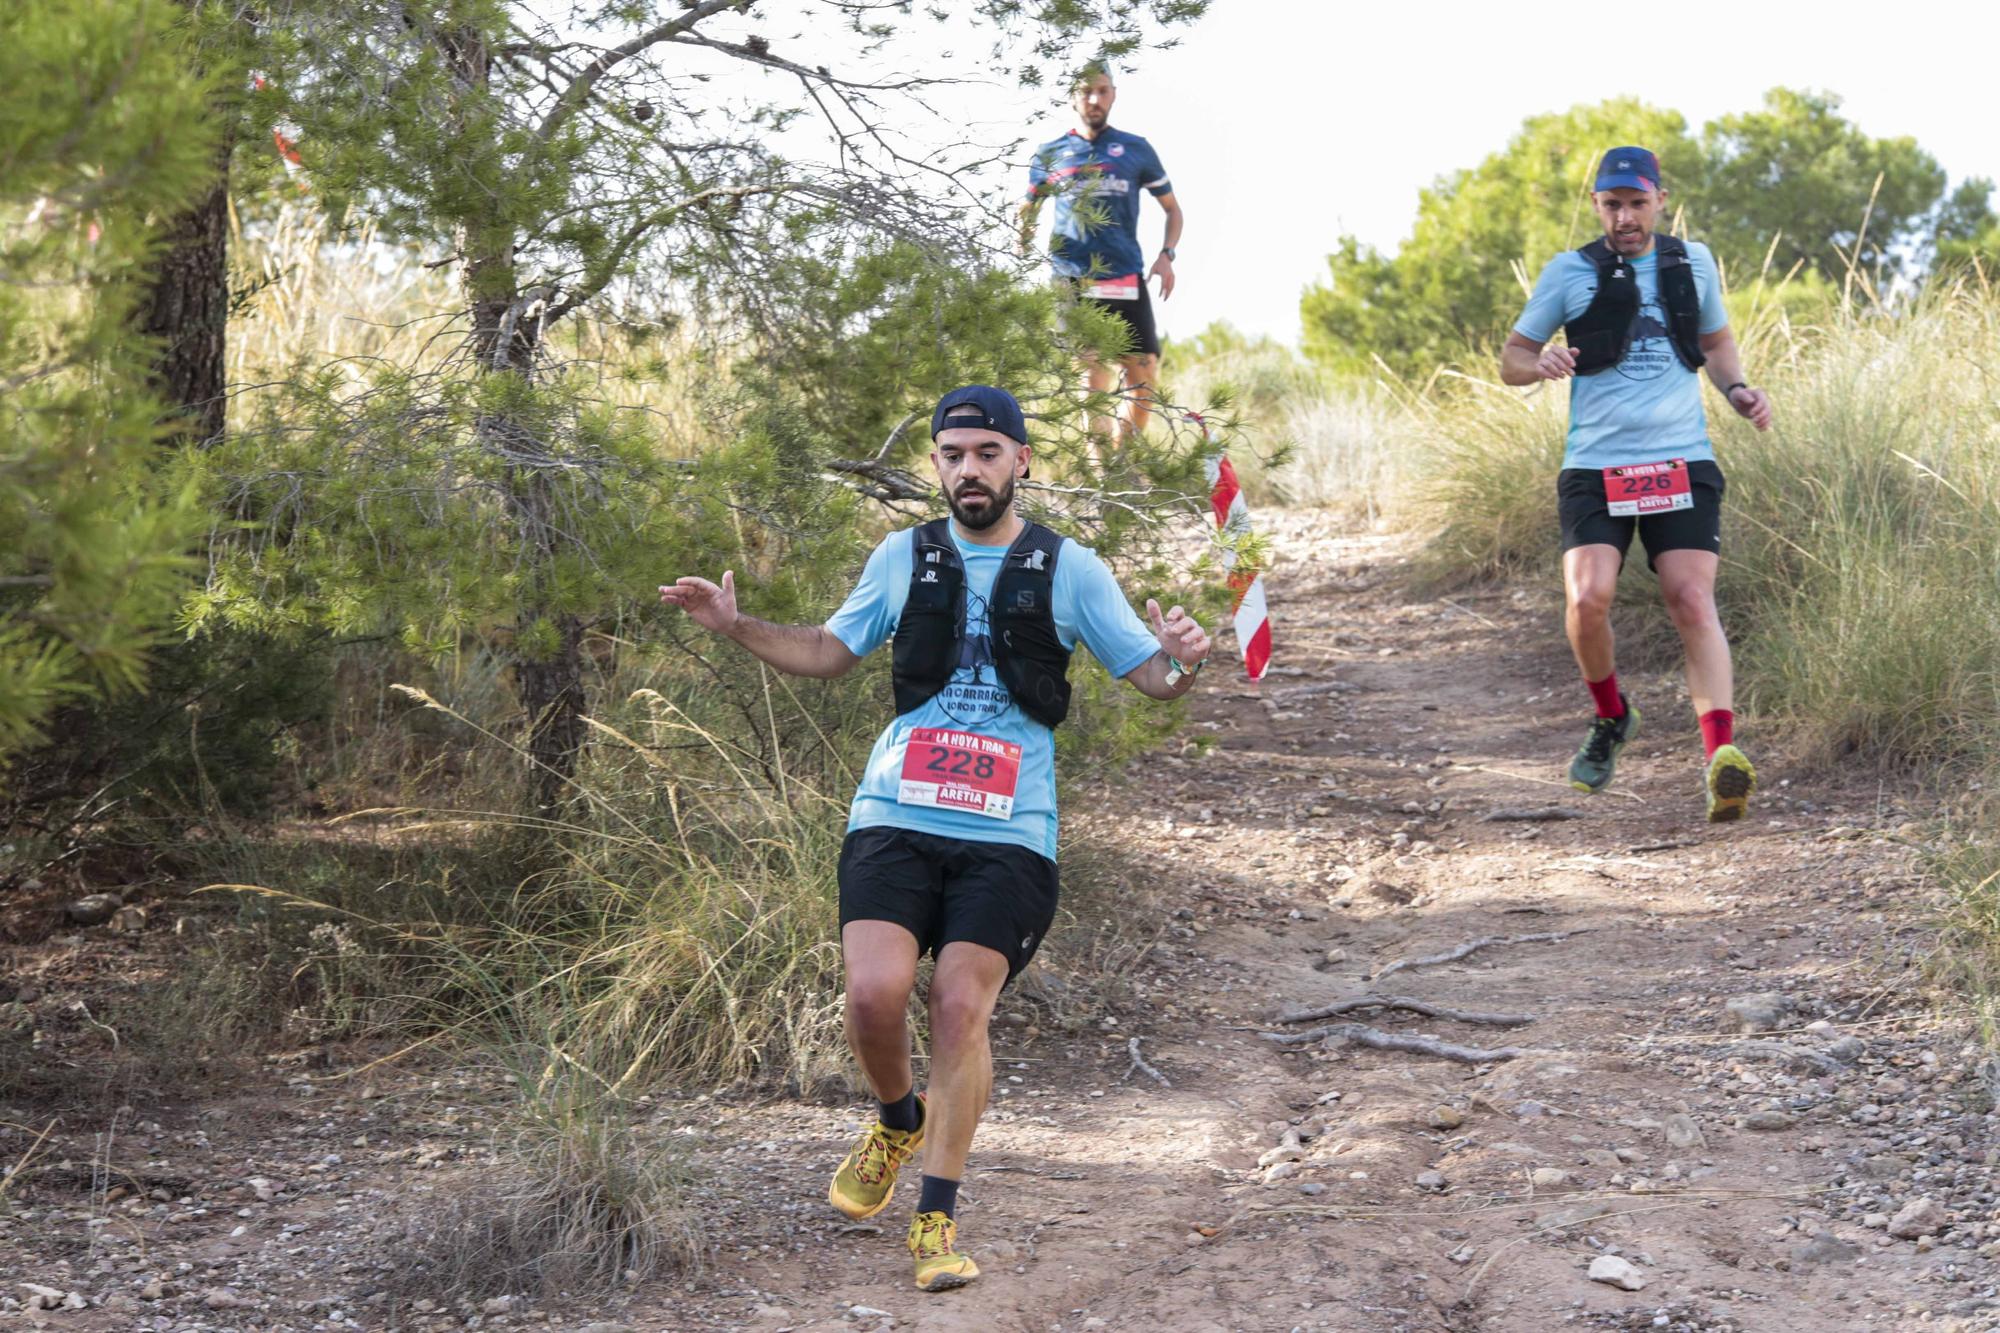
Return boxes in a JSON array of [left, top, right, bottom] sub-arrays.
[[660, 384, 1212, 1291], [1019, 62, 1185, 450], [1500, 146, 1773, 822]]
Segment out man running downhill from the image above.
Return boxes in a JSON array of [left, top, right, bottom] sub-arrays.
[[1500, 146, 1773, 822], [659, 385, 1212, 1291], [1020, 63, 1184, 449]]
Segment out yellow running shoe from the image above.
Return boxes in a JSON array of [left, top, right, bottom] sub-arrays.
[[827, 1095, 925, 1221], [907, 1210, 978, 1292], [1705, 744, 1757, 824]]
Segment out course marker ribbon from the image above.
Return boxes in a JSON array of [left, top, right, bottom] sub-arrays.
[[1191, 414, 1272, 682]]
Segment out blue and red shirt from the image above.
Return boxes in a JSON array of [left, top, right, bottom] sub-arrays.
[[1026, 127, 1172, 282]]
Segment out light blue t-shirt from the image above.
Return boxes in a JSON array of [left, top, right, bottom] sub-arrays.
[[1514, 240, 1730, 470], [825, 525, 1161, 859]]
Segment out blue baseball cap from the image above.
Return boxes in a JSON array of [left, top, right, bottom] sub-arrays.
[[1595, 146, 1662, 193], [931, 385, 1028, 446]]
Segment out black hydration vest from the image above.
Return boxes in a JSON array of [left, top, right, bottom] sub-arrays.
[[890, 519, 1073, 730], [1564, 233, 1707, 376]]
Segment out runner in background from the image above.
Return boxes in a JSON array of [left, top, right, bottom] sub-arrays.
[[660, 385, 1212, 1291], [1019, 62, 1184, 454], [1500, 146, 1773, 822]]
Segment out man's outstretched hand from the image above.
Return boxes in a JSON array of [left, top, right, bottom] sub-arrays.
[[659, 571, 739, 636], [1147, 598, 1211, 668]]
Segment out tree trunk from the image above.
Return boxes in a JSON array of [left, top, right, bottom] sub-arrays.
[[136, 64, 231, 443], [445, 24, 589, 814]]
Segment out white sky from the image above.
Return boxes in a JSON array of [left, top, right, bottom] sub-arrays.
[[1048, 0, 1998, 345]]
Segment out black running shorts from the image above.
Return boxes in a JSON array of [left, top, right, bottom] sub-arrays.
[[837, 826, 1059, 982], [1557, 459, 1725, 571], [1068, 279, 1161, 358]]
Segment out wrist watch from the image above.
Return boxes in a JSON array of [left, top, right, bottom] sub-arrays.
[[1164, 654, 1204, 687], [1159, 246, 1177, 261]]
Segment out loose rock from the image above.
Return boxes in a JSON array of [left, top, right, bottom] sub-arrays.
[[1887, 1197, 1947, 1240], [1745, 1110, 1797, 1131], [1721, 992, 1792, 1034], [63, 892, 122, 926], [1587, 1254, 1648, 1291]]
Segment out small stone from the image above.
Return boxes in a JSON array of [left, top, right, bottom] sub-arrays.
[[140, 1280, 166, 1301], [1721, 992, 1792, 1034], [1887, 1197, 1947, 1240], [19, 1285, 65, 1311], [1530, 1168, 1569, 1189], [1792, 1232, 1861, 1268], [1263, 1161, 1302, 1185], [986, 1240, 1018, 1261], [1745, 1110, 1797, 1131], [63, 892, 122, 926], [1862, 1213, 1889, 1229], [1416, 1170, 1447, 1192], [483, 1295, 518, 1316], [1664, 1114, 1705, 1150], [1828, 1036, 1867, 1064], [1580, 1149, 1622, 1170], [1428, 1105, 1465, 1130], [203, 1290, 247, 1309], [1587, 1255, 1648, 1291], [1297, 1182, 1325, 1196], [1258, 1141, 1305, 1168]]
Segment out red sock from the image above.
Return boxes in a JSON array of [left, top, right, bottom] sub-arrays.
[[1585, 674, 1625, 719], [1699, 709, 1734, 759]]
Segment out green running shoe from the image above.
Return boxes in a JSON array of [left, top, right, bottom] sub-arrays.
[[1705, 743, 1757, 823], [1568, 699, 1640, 793]]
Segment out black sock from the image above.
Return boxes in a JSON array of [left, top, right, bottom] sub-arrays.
[[878, 1088, 920, 1133], [917, 1174, 959, 1219]]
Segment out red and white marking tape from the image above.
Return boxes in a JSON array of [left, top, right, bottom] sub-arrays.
[[1190, 414, 1272, 682]]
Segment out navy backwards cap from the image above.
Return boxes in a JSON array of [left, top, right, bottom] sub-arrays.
[[1595, 146, 1662, 193], [930, 385, 1029, 447]]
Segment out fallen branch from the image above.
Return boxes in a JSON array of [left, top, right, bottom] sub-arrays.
[[1261, 1022, 1525, 1064], [1479, 807, 1584, 823], [1120, 1035, 1171, 1088], [1371, 930, 1589, 982], [1628, 838, 1698, 854], [1277, 995, 1536, 1028]]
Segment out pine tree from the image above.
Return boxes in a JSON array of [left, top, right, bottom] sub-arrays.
[[0, 0, 223, 765]]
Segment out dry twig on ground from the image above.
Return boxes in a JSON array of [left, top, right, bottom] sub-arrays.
[[1276, 995, 1536, 1027], [1260, 1022, 1526, 1064], [1371, 930, 1589, 982]]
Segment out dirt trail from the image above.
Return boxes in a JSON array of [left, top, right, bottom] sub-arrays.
[[677, 513, 1997, 1333], [7, 510, 1998, 1333]]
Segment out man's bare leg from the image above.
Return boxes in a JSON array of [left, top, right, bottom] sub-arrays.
[[841, 920, 921, 1102], [921, 941, 1011, 1184], [1118, 352, 1160, 443], [1653, 548, 1732, 716], [1562, 544, 1624, 684], [1082, 357, 1119, 467]]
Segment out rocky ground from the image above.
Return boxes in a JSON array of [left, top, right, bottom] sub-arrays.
[[5, 511, 1998, 1332]]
